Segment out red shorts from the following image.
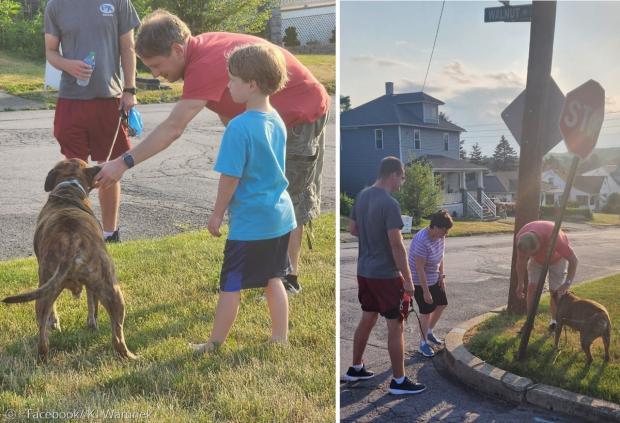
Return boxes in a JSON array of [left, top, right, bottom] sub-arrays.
[[357, 275, 410, 321], [53, 98, 130, 162]]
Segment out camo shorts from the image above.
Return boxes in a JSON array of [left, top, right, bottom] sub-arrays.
[[286, 111, 329, 226]]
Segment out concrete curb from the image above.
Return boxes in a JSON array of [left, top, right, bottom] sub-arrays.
[[442, 307, 620, 422]]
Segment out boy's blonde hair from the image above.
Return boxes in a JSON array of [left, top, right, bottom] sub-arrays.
[[135, 9, 191, 58], [227, 44, 289, 96]]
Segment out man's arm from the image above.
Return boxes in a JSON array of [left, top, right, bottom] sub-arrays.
[[207, 174, 240, 237], [516, 252, 527, 299], [348, 219, 358, 237], [560, 247, 579, 293], [119, 29, 137, 113], [387, 228, 414, 295], [95, 99, 207, 189], [45, 33, 92, 81]]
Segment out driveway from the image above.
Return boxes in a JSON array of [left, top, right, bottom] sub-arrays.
[[0, 100, 335, 260], [340, 227, 620, 422]]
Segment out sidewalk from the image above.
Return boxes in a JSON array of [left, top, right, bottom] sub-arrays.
[[0, 91, 46, 111]]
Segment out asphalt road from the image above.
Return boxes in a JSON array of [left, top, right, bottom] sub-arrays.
[[0, 100, 335, 260], [340, 226, 620, 422]]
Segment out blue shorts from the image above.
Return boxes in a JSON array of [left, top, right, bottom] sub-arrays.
[[219, 232, 291, 292]]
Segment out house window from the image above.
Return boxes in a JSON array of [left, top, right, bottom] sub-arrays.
[[444, 133, 449, 151], [414, 129, 420, 149], [576, 195, 588, 206], [545, 194, 554, 205], [375, 129, 383, 149]]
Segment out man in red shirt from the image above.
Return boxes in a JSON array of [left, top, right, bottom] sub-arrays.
[[96, 10, 331, 293], [515, 220, 579, 331]]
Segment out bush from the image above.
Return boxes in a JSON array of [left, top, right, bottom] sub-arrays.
[[283, 26, 300, 47], [539, 206, 592, 221], [603, 193, 620, 214], [0, 1, 45, 59], [340, 192, 354, 217]]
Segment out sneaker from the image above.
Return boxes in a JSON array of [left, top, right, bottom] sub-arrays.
[[418, 342, 435, 357], [388, 377, 427, 395], [343, 365, 375, 382], [548, 322, 557, 332], [283, 274, 302, 294], [104, 230, 121, 243], [427, 332, 444, 346]]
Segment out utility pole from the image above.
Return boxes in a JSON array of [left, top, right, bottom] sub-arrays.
[[507, 1, 557, 314]]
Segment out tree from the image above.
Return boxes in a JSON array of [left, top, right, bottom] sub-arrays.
[[459, 139, 467, 159], [340, 95, 351, 113], [469, 142, 484, 164], [395, 158, 442, 226], [152, 0, 271, 36], [491, 135, 518, 170], [439, 111, 452, 122], [283, 26, 300, 47]]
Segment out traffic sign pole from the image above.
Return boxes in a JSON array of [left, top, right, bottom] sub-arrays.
[[507, 0, 557, 314]]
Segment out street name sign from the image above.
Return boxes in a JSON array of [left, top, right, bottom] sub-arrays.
[[484, 4, 532, 22]]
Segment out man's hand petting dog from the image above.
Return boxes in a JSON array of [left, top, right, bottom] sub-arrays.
[[95, 158, 128, 190]]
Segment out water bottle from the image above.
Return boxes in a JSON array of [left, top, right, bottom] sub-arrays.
[[76, 51, 95, 87]]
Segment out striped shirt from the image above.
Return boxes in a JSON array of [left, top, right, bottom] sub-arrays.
[[408, 227, 445, 286]]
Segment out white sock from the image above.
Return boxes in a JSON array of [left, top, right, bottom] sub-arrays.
[[550, 319, 557, 325], [103, 230, 115, 238], [393, 375, 405, 384], [420, 340, 428, 347], [427, 328, 434, 335], [352, 363, 363, 371]]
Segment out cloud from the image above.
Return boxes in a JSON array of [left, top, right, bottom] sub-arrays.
[[349, 54, 414, 68]]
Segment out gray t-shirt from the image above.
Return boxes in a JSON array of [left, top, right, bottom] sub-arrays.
[[44, 0, 140, 99], [351, 186, 404, 278]]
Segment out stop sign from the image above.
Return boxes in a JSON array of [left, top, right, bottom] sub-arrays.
[[559, 79, 605, 159]]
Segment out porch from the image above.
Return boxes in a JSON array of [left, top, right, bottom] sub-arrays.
[[425, 155, 496, 220]]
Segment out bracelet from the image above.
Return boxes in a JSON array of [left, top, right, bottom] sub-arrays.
[[123, 87, 137, 95]]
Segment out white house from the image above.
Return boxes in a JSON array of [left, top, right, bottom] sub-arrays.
[[541, 168, 616, 210]]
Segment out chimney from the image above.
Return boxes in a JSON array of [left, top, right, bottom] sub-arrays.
[[385, 82, 394, 96]]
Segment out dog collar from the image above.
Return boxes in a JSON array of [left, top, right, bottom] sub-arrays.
[[55, 179, 88, 197]]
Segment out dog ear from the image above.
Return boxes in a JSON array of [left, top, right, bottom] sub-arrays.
[[84, 165, 102, 189], [44, 169, 57, 192]]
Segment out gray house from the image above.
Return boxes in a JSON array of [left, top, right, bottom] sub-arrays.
[[341, 82, 496, 219]]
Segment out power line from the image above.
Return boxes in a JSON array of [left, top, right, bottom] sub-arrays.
[[422, 0, 446, 93]]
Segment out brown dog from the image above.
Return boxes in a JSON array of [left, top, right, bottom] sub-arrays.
[[2, 159, 135, 361], [553, 290, 611, 364]]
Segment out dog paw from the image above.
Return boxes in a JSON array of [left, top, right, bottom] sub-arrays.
[[119, 350, 138, 360], [86, 319, 98, 330]]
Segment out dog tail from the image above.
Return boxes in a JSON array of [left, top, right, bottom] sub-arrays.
[[2, 262, 71, 304]]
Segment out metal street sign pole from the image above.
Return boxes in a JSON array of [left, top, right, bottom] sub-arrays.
[[517, 156, 579, 359], [507, 1, 557, 314]]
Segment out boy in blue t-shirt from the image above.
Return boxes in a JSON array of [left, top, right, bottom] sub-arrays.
[[192, 44, 297, 353]]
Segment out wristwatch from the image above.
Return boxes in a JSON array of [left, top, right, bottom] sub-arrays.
[[123, 87, 137, 95], [122, 152, 135, 169]]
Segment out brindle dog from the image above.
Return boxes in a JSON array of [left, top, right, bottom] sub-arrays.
[[2, 159, 136, 361], [553, 290, 611, 365]]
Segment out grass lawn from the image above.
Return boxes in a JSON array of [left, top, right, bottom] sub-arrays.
[[0, 50, 335, 110], [591, 212, 620, 226], [466, 273, 620, 403], [340, 215, 514, 238], [0, 214, 335, 422]]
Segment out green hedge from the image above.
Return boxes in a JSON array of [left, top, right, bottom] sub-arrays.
[[340, 192, 354, 217], [539, 206, 592, 220]]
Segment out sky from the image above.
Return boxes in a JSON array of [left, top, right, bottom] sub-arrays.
[[340, 1, 620, 156]]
